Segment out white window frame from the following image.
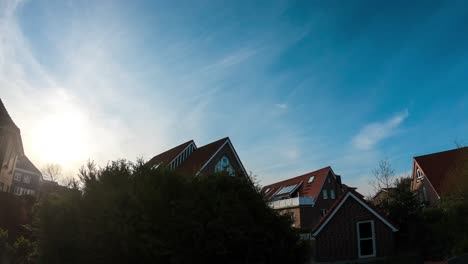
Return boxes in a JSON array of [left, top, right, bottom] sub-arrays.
[[356, 220, 376, 258], [14, 173, 22, 181], [308, 176, 315, 184], [322, 189, 328, 199], [330, 189, 336, 199], [23, 175, 31, 184]]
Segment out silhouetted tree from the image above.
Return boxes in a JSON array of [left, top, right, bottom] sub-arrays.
[[34, 160, 306, 264]]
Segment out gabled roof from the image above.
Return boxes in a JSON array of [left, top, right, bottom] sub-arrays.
[[414, 147, 468, 195], [261, 166, 333, 200], [147, 137, 248, 176], [178, 137, 231, 174], [15, 155, 42, 176], [147, 140, 195, 167], [0, 98, 20, 132], [312, 190, 398, 237]]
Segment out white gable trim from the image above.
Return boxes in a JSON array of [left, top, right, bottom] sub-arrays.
[[168, 141, 197, 167], [312, 192, 398, 237], [197, 138, 248, 176]]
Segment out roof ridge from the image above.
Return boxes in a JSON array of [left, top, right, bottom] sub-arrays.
[[414, 146, 468, 159], [196, 137, 229, 149]]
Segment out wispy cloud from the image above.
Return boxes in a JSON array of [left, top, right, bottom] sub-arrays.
[[352, 110, 409, 150], [275, 103, 287, 109]]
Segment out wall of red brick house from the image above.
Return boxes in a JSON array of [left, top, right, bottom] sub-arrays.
[[302, 172, 343, 229], [314, 198, 395, 262]]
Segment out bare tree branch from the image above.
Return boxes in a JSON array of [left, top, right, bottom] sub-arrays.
[[42, 163, 62, 182], [369, 159, 396, 194]]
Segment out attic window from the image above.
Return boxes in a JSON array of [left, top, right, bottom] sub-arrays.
[[416, 169, 424, 182], [265, 188, 270, 193], [307, 176, 315, 184]]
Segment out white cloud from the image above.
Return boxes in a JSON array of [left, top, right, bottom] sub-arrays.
[[352, 109, 409, 150]]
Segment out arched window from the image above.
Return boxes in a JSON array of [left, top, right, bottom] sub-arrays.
[[215, 155, 235, 176]]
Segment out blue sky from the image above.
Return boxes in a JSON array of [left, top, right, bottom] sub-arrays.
[[1, 0, 467, 194]]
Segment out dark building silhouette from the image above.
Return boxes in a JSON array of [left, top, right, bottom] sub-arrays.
[[0, 99, 24, 193], [147, 137, 248, 177]]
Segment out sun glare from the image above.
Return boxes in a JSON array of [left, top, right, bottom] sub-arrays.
[[33, 107, 88, 167]]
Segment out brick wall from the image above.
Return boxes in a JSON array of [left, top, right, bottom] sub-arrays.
[[315, 197, 395, 262]]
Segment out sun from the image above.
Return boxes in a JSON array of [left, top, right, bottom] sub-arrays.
[[33, 107, 89, 167]]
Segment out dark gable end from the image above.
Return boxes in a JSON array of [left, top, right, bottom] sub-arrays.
[[312, 190, 398, 237], [179, 137, 248, 177]]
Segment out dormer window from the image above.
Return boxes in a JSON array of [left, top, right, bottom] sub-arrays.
[[308, 176, 315, 184]]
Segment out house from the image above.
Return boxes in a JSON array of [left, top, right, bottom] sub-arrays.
[[411, 147, 468, 207], [372, 188, 396, 205], [312, 190, 399, 262], [12, 155, 42, 196], [260, 166, 344, 229], [147, 137, 248, 177], [0, 99, 24, 193]]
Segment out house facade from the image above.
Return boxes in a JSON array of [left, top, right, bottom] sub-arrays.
[[0, 99, 24, 193], [312, 190, 398, 262], [147, 137, 248, 177], [261, 166, 344, 229], [12, 155, 42, 196], [411, 147, 468, 207]]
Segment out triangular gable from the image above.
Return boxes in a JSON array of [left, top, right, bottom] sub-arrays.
[[196, 137, 248, 177], [312, 191, 398, 237]]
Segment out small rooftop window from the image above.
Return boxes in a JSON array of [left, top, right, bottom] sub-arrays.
[[265, 188, 270, 193], [308, 176, 315, 184]]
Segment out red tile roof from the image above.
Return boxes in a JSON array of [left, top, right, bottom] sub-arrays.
[[147, 140, 194, 167], [261, 166, 332, 200], [414, 147, 468, 195], [178, 137, 229, 174], [312, 189, 398, 236]]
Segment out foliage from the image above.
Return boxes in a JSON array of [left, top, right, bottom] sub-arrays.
[[0, 229, 36, 264], [377, 177, 424, 253], [34, 160, 305, 264]]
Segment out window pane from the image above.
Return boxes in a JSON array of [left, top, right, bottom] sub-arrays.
[[360, 239, 374, 256], [359, 222, 372, 239]]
